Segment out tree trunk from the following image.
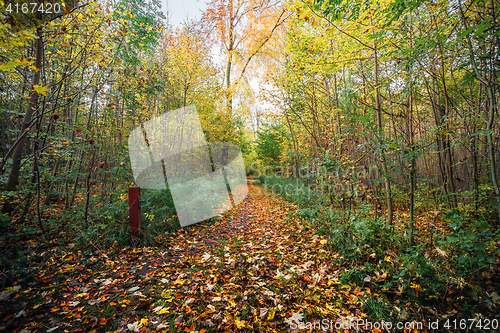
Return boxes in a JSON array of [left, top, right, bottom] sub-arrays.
[[225, 0, 234, 116], [459, 1, 500, 224], [437, 40, 457, 208], [372, 31, 393, 225], [2, 22, 43, 214], [406, 80, 416, 245]]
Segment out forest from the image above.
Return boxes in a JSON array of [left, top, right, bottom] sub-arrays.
[[0, 0, 499, 331]]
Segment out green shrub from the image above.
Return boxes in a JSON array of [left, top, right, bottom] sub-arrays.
[[260, 175, 329, 207], [140, 188, 180, 244], [438, 211, 499, 278], [362, 296, 392, 321]]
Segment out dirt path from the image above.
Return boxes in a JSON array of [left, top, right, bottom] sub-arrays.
[[1, 183, 368, 332]]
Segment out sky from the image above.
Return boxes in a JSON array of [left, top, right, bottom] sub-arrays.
[[163, 0, 207, 28]]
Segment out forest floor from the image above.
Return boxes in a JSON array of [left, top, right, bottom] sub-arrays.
[[0, 182, 378, 333]]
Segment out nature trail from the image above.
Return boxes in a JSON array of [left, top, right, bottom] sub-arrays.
[[2, 182, 367, 332]]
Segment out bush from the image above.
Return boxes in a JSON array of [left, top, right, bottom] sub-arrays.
[[140, 188, 180, 245], [261, 174, 500, 320], [259, 174, 329, 207], [438, 211, 499, 278]]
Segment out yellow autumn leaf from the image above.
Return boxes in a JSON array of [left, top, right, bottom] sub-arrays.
[[267, 307, 276, 320], [32, 85, 48, 96], [0, 61, 17, 72], [157, 307, 169, 315], [161, 290, 174, 300], [325, 303, 337, 312], [235, 318, 247, 329], [320, 239, 327, 245], [16, 58, 32, 66], [28, 65, 39, 72], [5, 286, 21, 293], [173, 277, 184, 287], [327, 280, 341, 286]]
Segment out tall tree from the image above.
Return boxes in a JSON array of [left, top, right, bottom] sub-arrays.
[[202, 0, 287, 116]]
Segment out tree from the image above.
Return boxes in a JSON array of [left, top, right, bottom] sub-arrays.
[[458, 0, 500, 224], [1, 0, 84, 214], [256, 124, 286, 166], [202, 0, 287, 116]]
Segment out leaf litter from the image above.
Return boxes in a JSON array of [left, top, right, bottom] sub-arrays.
[[0, 183, 372, 332]]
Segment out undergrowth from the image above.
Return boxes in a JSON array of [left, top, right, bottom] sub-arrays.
[[259, 174, 500, 324]]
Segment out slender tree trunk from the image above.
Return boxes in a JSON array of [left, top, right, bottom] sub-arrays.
[[84, 151, 95, 226], [407, 82, 416, 245], [437, 41, 458, 208], [284, 110, 299, 178], [485, 85, 500, 224], [372, 31, 393, 225], [44, 158, 61, 205], [427, 69, 449, 205], [459, 1, 500, 224], [2, 22, 43, 214], [69, 154, 84, 208], [225, 51, 233, 114], [225, 0, 234, 116]]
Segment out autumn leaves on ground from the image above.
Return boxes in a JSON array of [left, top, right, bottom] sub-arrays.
[[1, 182, 368, 333]]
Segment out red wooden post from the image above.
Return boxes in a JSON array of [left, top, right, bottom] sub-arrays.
[[129, 186, 141, 239]]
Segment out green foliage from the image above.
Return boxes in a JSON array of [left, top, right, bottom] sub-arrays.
[[255, 124, 287, 167], [112, 0, 165, 61], [69, 196, 128, 248], [313, 0, 370, 21], [438, 211, 499, 278], [265, 175, 499, 320], [0, 213, 13, 236], [314, 205, 398, 259], [140, 188, 180, 244], [362, 296, 392, 321], [260, 174, 329, 207]]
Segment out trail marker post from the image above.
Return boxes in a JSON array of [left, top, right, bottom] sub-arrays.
[[129, 186, 141, 239]]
